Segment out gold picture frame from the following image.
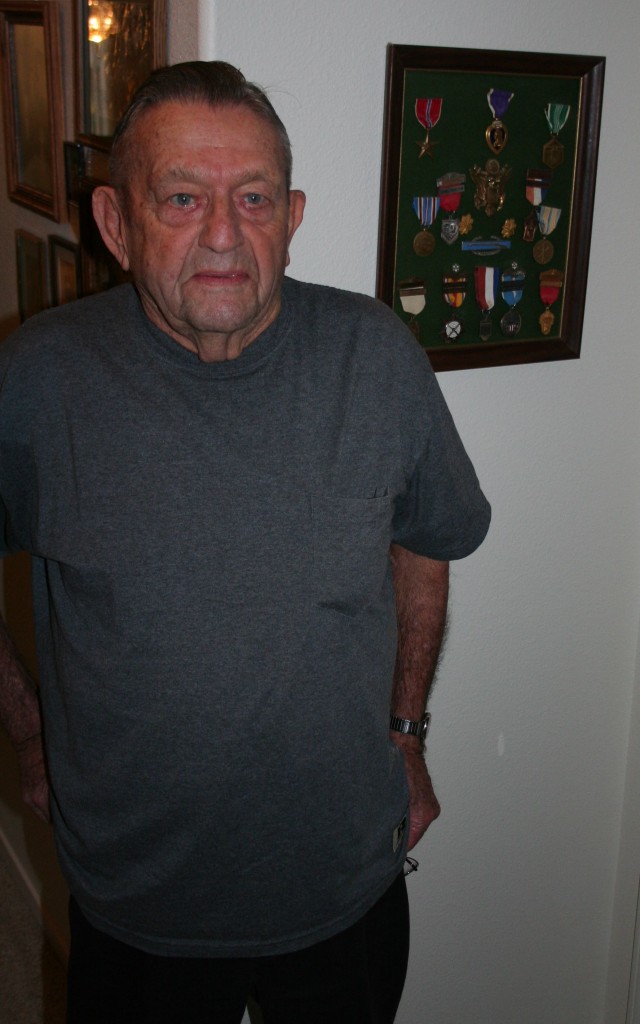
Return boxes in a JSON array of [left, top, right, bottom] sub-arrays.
[[0, 2, 66, 221], [16, 229, 47, 322], [49, 235, 82, 306]]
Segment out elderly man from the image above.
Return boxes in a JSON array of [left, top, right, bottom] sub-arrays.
[[0, 62, 489, 1023]]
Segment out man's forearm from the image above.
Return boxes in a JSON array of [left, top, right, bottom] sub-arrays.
[[389, 543, 449, 726], [389, 543, 449, 850]]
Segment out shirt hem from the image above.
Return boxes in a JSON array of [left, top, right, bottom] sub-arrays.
[[73, 867, 405, 959]]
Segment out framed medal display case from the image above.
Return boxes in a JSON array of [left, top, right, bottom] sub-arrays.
[[376, 45, 605, 371]]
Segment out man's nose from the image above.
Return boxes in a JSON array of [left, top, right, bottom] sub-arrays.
[[199, 197, 243, 251]]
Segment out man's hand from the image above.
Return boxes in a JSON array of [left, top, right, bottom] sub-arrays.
[[392, 734, 441, 849], [15, 732, 50, 823], [0, 613, 51, 822], [402, 749, 440, 850]]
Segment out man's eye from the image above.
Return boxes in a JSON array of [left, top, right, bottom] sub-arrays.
[[169, 193, 194, 208], [245, 193, 265, 206]]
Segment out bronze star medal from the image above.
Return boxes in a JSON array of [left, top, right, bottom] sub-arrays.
[[415, 97, 442, 159]]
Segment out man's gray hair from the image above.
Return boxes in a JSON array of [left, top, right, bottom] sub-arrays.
[[108, 60, 293, 192]]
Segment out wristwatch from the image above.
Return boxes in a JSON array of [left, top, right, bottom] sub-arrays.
[[389, 711, 431, 748]]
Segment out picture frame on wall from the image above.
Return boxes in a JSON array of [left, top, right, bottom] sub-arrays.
[[0, 1, 66, 221], [49, 235, 82, 306], [376, 45, 605, 371], [16, 229, 47, 322], [76, 0, 167, 149]]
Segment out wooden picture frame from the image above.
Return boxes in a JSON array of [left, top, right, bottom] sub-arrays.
[[75, 0, 166, 149], [0, 1, 65, 221], [16, 229, 47, 322], [49, 235, 81, 306], [376, 45, 605, 371]]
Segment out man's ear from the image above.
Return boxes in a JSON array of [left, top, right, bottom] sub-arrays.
[[285, 189, 306, 267], [92, 186, 131, 272]]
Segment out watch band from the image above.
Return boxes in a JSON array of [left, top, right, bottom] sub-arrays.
[[389, 711, 431, 745]]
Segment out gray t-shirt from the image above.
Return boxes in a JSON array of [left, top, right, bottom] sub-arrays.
[[0, 278, 490, 956]]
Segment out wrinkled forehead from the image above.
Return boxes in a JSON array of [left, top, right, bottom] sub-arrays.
[[127, 100, 289, 182]]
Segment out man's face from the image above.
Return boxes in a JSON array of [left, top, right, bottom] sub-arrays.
[[94, 101, 305, 360]]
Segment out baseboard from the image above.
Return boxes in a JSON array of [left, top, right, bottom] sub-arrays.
[[0, 823, 69, 962]]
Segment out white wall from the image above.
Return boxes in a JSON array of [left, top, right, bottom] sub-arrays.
[[201, 1, 640, 1022]]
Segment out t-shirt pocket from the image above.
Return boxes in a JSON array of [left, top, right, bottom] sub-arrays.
[[312, 493, 392, 616]]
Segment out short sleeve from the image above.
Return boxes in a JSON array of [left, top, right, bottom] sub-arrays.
[[391, 375, 491, 560]]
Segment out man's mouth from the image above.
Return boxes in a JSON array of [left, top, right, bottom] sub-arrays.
[[191, 270, 249, 284]]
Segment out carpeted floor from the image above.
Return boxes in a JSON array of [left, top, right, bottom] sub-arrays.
[[0, 853, 67, 1024]]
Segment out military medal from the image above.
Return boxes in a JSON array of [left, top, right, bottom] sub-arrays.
[[461, 236, 511, 255], [526, 167, 551, 208], [437, 172, 466, 245], [474, 266, 500, 340], [533, 205, 561, 264], [485, 89, 514, 154], [441, 264, 467, 342], [538, 268, 564, 334], [543, 103, 570, 169], [470, 159, 511, 216], [412, 196, 440, 255], [398, 278, 426, 340], [524, 167, 551, 242], [500, 261, 525, 336], [415, 98, 442, 159], [459, 214, 474, 236]]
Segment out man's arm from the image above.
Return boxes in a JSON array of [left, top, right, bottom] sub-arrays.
[[389, 543, 449, 850], [0, 615, 50, 822]]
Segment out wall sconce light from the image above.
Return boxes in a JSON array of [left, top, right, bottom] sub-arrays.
[[87, 0, 117, 44]]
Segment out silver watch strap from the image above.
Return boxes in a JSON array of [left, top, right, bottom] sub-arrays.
[[389, 711, 431, 740]]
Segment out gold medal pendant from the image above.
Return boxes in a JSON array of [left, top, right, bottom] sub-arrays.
[[542, 135, 564, 169], [539, 308, 555, 335], [533, 237, 554, 264], [413, 229, 436, 257], [543, 103, 571, 169], [486, 119, 508, 155]]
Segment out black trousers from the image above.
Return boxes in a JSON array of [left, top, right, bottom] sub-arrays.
[[67, 872, 409, 1024]]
